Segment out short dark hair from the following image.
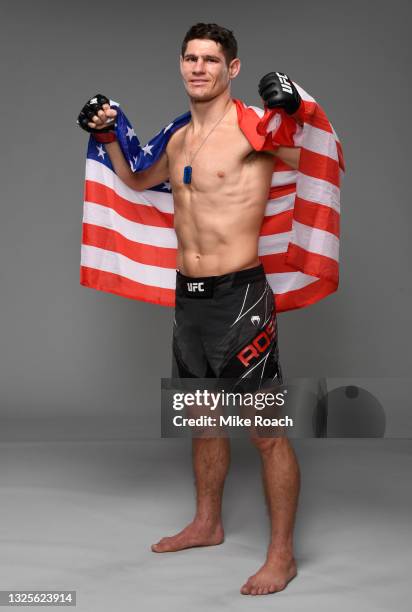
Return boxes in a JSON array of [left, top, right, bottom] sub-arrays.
[[181, 23, 238, 66]]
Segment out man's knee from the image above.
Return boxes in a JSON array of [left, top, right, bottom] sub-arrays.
[[249, 434, 288, 453]]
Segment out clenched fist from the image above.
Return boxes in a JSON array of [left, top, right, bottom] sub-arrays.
[[77, 94, 117, 133], [258, 72, 301, 115]]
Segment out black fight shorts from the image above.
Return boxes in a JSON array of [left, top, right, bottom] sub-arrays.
[[171, 264, 283, 392]]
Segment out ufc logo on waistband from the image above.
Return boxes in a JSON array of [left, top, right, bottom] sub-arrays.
[[276, 72, 293, 95], [187, 282, 205, 292]]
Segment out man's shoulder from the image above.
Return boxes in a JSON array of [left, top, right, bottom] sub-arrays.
[[232, 97, 265, 120], [232, 98, 268, 151]]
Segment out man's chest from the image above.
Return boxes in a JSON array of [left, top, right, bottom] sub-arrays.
[[166, 123, 258, 191]]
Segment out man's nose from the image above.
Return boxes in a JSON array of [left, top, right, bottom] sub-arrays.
[[192, 59, 206, 72]]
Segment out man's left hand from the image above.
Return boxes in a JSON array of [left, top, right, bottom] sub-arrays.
[[258, 72, 301, 115]]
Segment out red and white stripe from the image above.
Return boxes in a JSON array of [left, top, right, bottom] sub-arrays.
[[80, 87, 345, 312]]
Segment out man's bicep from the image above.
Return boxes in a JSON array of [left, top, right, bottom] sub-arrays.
[[270, 146, 301, 170], [131, 150, 169, 190]]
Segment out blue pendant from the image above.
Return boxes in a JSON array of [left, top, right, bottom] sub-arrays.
[[183, 165, 192, 184]]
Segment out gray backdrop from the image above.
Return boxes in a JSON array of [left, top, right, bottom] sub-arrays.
[[1, 0, 411, 437], [0, 2, 411, 611]]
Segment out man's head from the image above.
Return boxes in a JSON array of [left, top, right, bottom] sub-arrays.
[[180, 23, 240, 102]]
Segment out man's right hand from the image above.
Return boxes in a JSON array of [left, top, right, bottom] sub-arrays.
[[77, 94, 117, 133]]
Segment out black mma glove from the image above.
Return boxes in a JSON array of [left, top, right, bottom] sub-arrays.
[[258, 72, 301, 115], [77, 93, 116, 133]]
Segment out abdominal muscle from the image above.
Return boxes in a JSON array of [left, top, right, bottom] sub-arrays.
[[175, 213, 262, 278]]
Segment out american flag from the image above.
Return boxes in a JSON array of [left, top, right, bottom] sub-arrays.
[[80, 83, 345, 312]]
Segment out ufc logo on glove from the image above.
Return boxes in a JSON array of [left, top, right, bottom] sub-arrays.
[[276, 72, 294, 94]]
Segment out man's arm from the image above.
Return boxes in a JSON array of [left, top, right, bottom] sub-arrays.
[[77, 94, 169, 191], [257, 72, 303, 170], [271, 146, 301, 170], [104, 141, 169, 191]]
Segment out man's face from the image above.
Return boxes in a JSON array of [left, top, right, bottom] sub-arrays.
[[180, 38, 240, 102]]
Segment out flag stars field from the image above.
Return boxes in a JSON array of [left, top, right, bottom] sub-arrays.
[[141, 143, 154, 156], [126, 126, 136, 140]]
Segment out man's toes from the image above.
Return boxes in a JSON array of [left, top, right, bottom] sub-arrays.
[[240, 582, 251, 595], [241, 577, 254, 595], [262, 586, 269, 595], [268, 584, 277, 593], [151, 540, 169, 552]]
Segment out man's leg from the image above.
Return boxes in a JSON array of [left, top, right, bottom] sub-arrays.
[[240, 436, 300, 595], [151, 436, 230, 552], [153, 273, 232, 553]]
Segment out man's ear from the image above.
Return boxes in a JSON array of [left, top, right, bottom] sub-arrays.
[[229, 57, 241, 80]]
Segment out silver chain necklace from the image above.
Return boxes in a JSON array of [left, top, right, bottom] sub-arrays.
[[182, 100, 233, 184]]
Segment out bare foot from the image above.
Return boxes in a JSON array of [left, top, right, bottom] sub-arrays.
[[151, 520, 224, 553], [240, 551, 297, 595]]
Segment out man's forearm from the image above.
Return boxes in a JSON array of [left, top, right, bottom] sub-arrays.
[[102, 140, 169, 192], [104, 140, 136, 185]]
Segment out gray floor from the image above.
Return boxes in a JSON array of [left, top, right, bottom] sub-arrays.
[[1, 439, 411, 611]]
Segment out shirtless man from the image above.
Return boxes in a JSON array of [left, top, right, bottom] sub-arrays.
[[78, 23, 301, 596]]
